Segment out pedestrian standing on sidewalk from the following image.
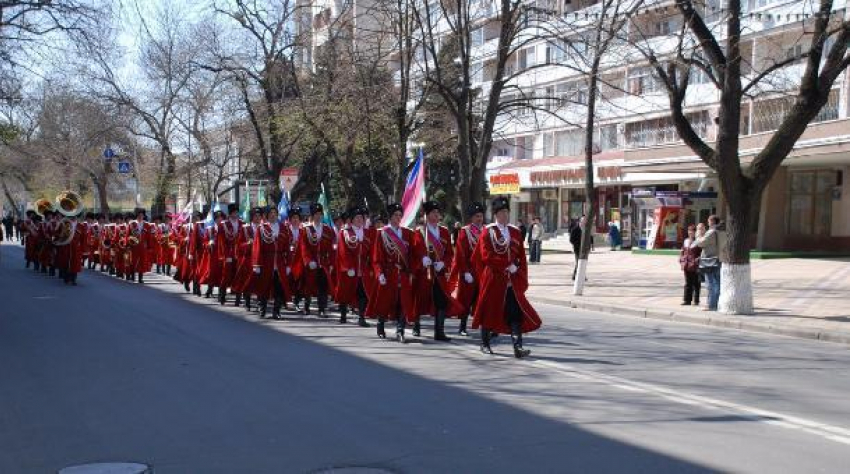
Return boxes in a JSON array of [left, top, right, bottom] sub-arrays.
[[518, 218, 528, 243], [607, 221, 621, 251], [569, 217, 583, 280], [695, 215, 722, 311], [528, 217, 543, 264], [679, 225, 702, 306]]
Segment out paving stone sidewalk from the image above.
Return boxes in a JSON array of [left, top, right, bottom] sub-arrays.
[[527, 248, 850, 345]]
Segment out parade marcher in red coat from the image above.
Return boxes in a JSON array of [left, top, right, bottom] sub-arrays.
[[365, 203, 419, 343], [150, 214, 163, 274], [155, 214, 175, 276], [252, 206, 292, 319], [216, 204, 242, 305], [82, 213, 96, 270], [114, 213, 133, 280], [298, 203, 335, 317], [53, 215, 86, 285], [449, 203, 485, 337], [335, 206, 373, 327], [188, 211, 208, 296], [175, 217, 198, 293], [22, 211, 41, 271], [287, 208, 304, 311], [411, 200, 464, 341], [472, 197, 541, 358], [232, 207, 263, 311], [86, 214, 102, 270], [126, 209, 150, 284], [101, 216, 119, 276], [200, 210, 225, 298], [40, 211, 60, 276]]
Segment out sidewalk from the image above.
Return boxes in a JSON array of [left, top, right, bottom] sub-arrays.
[[527, 248, 850, 345]]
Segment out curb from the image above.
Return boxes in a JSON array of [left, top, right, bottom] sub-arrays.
[[533, 296, 850, 347]]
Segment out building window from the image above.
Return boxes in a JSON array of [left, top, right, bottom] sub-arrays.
[[555, 128, 584, 156], [787, 170, 836, 236], [518, 47, 537, 71], [542, 132, 555, 157], [624, 111, 710, 148], [627, 66, 659, 95], [752, 89, 839, 134]]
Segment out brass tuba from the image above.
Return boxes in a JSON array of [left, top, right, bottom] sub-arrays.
[[35, 198, 53, 217], [56, 191, 83, 218]]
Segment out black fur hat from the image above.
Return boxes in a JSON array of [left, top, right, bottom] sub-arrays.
[[423, 200, 440, 214], [491, 197, 510, 214], [310, 203, 324, 215], [386, 203, 403, 216], [288, 205, 302, 218], [227, 203, 239, 215], [467, 202, 485, 218]]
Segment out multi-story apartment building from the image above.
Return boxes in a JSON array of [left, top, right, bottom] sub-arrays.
[[481, 0, 850, 252], [298, 0, 850, 251]]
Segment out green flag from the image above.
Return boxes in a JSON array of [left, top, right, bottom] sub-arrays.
[[319, 183, 334, 230], [257, 186, 267, 206], [240, 183, 251, 221]]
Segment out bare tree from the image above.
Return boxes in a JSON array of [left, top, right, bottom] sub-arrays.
[[633, 0, 850, 314]]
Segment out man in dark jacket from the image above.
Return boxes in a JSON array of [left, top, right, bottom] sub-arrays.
[[569, 217, 583, 280]]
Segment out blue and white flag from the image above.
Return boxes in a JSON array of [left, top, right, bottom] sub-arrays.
[[204, 201, 217, 230]]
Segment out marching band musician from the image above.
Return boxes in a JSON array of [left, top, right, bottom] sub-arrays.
[[299, 203, 335, 317], [22, 210, 41, 271], [472, 197, 542, 358], [252, 206, 292, 319], [82, 212, 95, 270], [215, 204, 242, 305], [101, 215, 117, 275], [366, 203, 418, 343], [449, 203, 485, 337], [232, 207, 262, 311], [127, 209, 149, 284], [150, 215, 163, 274], [86, 213, 101, 271], [334, 206, 372, 327], [412, 201, 463, 341], [156, 214, 175, 276], [53, 213, 86, 286], [175, 213, 198, 293], [39, 210, 59, 276]]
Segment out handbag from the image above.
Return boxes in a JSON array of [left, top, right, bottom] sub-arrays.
[[698, 232, 720, 272]]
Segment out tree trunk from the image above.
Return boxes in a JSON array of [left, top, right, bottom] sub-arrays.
[[91, 174, 110, 214], [718, 188, 758, 314], [1, 176, 20, 218]]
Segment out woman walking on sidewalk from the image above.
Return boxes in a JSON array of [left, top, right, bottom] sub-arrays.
[[679, 225, 702, 306]]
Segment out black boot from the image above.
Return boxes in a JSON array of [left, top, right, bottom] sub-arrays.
[[138, 273, 144, 284], [219, 288, 227, 305], [71, 273, 78, 286], [434, 312, 451, 342], [184, 280, 190, 292], [156, 264, 161, 274], [259, 299, 268, 319], [512, 333, 530, 359], [205, 285, 213, 298], [235, 293, 242, 307], [303, 299, 311, 316], [358, 316, 370, 328], [458, 316, 469, 336], [166, 265, 172, 276], [273, 300, 282, 319], [412, 321, 421, 337], [339, 305, 348, 324], [480, 329, 494, 354], [193, 281, 201, 296], [245, 294, 252, 311], [377, 320, 386, 339]]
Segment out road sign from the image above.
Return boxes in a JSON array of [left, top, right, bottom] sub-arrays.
[[104, 147, 116, 159], [117, 161, 132, 173], [279, 168, 299, 191]]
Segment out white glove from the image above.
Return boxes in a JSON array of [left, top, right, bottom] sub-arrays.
[[422, 256, 432, 267], [507, 263, 518, 274], [253, 266, 261, 275], [309, 261, 318, 270], [464, 272, 474, 284], [347, 269, 355, 277], [378, 274, 387, 286], [286, 266, 291, 276], [434, 261, 445, 272], [188, 255, 193, 261], [225, 258, 233, 263]]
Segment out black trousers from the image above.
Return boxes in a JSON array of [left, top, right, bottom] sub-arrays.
[[341, 279, 369, 317], [306, 270, 329, 311], [379, 293, 406, 333], [530, 240, 542, 263], [684, 270, 701, 304], [272, 270, 286, 304]]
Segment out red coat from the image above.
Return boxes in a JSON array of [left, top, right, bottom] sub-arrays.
[[335, 225, 375, 306], [99, 224, 116, 266], [231, 223, 257, 294], [199, 224, 222, 285], [188, 222, 209, 282], [155, 223, 175, 266], [449, 223, 483, 310], [216, 219, 242, 288], [251, 222, 292, 300], [54, 221, 85, 273], [411, 225, 464, 317], [126, 220, 149, 274], [298, 223, 336, 297], [39, 221, 59, 268], [471, 224, 541, 335], [23, 219, 41, 263], [175, 224, 194, 282], [365, 226, 418, 322], [87, 223, 101, 264], [114, 223, 130, 274]]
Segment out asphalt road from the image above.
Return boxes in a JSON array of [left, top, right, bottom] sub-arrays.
[[2, 242, 849, 473]]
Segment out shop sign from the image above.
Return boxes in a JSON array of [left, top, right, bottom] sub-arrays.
[[531, 168, 586, 185], [489, 173, 520, 194], [598, 166, 623, 180]]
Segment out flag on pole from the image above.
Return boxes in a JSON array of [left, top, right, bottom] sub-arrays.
[[257, 186, 267, 207], [241, 182, 251, 221], [401, 148, 426, 228], [204, 200, 217, 230], [277, 179, 290, 223], [318, 183, 334, 230], [172, 198, 194, 228]]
